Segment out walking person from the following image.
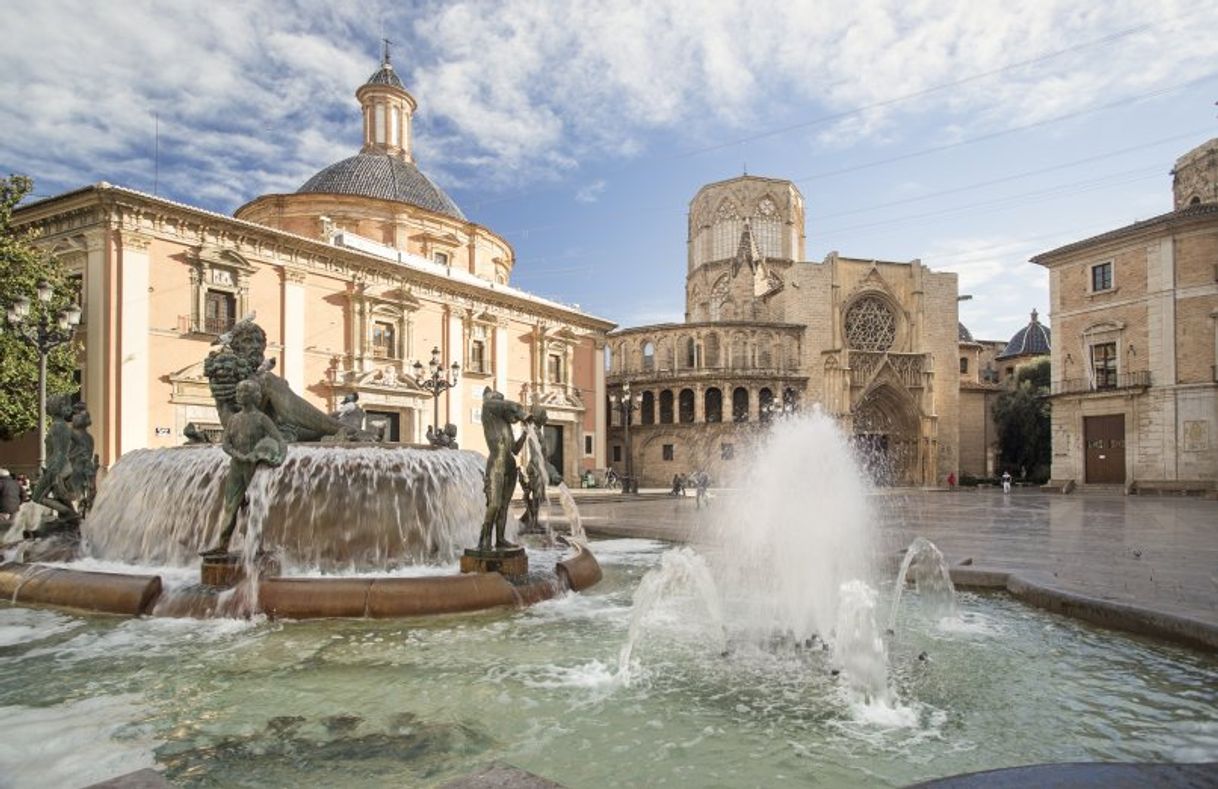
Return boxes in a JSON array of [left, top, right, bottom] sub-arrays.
[[694, 471, 710, 510], [1001, 470, 1012, 494]]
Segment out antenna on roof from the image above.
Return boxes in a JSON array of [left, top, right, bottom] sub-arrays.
[[382, 37, 392, 66], [743, 162, 748, 176]]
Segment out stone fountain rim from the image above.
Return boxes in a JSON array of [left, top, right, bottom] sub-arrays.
[[0, 541, 602, 620]]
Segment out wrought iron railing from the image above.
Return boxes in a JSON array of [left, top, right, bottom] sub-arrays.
[[1050, 370, 1151, 395]]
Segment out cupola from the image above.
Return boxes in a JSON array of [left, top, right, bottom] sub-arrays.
[[356, 41, 417, 162]]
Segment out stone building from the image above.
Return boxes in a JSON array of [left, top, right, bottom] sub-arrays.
[[1031, 137, 1218, 492], [1, 51, 614, 479], [956, 322, 1004, 478], [605, 175, 960, 487]]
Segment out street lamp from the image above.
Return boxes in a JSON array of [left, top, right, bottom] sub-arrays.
[[412, 345, 460, 437], [611, 381, 642, 494], [5, 280, 81, 471]]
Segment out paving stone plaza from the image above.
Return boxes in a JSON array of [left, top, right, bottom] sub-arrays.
[[576, 488, 1218, 645]]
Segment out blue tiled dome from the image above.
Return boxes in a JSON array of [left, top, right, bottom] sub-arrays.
[[997, 309, 1051, 360], [297, 154, 465, 221], [958, 322, 974, 342]]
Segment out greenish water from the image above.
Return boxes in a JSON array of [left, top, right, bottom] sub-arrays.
[[1, 537, 1216, 788]]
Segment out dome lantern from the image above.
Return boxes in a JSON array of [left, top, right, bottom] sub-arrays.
[[356, 39, 417, 162]]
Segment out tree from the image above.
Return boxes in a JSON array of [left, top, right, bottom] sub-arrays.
[[993, 359, 1051, 481], [0, 175, 80, 441]]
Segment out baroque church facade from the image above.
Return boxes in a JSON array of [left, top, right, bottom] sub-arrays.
[[606, 175, 960, 487], [2, 51, 614, 480]]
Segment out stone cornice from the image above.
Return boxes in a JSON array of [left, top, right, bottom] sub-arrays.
[[14, 183, 615, 332]]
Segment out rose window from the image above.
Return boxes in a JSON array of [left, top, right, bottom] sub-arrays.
[[844, 296, 896, 351]]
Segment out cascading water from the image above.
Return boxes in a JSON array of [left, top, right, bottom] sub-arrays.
[[553, 482, 586, 542], [833, 579, 890, 705], [85, 445, 486, 571], [888, 536, 957, 630]]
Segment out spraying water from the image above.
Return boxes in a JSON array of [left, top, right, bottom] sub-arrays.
[[85, 445, 486, 572], [709, 409, 877, 643], [553, 482, 585, 542], [833, 579, 890, 705], [888, 536, 957, 630], [617, 547, 724, 686]]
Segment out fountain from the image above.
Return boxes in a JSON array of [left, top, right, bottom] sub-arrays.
[[2, 368, 1216, 786], [0, 318, 601, 619]]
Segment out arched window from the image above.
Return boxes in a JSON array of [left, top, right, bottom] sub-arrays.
[[679, 389, 695, 423], [705, 334, 721, 368], [642, 341, 655, 371], [684, 337, 697, 368], [660, 338, 674, 371], [705, 387, 723, 423], [732, 387, 749, 422], [759, 388, 775, 423], [659, 390, 674, 424], [641, 391, 655, 425]]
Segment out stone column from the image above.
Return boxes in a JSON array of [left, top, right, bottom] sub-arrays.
[[281, 268, 307, 393], [694, 385, 705, 423], [118, 231, 152, 456], [495, 319, 509, 395], [82, 229, 112, 466], [594, 338, 606, 465], [446, 308, 464, 429]]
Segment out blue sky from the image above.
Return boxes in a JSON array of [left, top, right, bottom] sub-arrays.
[[3, 0, 1216, 342]]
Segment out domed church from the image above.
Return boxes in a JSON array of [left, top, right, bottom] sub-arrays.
[[2, 47, 613, 477]]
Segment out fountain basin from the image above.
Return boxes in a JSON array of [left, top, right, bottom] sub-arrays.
[[0, 542, 601, 620]]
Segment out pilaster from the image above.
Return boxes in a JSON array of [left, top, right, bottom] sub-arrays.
[[281, 268, 307, 393], [118, 231, 151, 455]]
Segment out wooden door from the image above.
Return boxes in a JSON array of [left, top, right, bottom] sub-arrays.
[[1084, 414, 1125, 484]]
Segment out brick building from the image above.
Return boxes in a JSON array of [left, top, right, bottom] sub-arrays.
[[1032, 137, 1218, 492]]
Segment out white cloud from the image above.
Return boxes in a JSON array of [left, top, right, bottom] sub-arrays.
[[927, 235, 1049, 341], [575, 179, 607, 203], [1, 0, 1215, 207]]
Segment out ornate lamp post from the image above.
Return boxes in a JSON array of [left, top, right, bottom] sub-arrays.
[[611, 381, 642, 494], [4, 280, 81, 471], [412, 345, 460, 436]]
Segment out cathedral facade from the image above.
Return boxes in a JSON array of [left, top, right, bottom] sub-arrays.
[[606, 175, 960, 487]]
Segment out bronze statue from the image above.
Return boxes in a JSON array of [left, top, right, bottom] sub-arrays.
[[427, 422, 459, 449], [29, 395, 79, 529], [202, 379, 287, 556], [332, 392, 366, 432], [68, 403, 98, 520], [183, 422, 212, 444], [204, 318, 374, 442], [477, 388, 531, 552], [518, 406, 551, 530]]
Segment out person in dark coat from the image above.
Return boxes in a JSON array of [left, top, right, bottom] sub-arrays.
[[0, 469, 22, 525]]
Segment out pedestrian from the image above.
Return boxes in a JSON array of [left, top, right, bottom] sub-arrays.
[[694, 471, 710, 510], [947, 472, 956, 490], [0, 469, 21, 526], [1001, 470, 1012, 494]]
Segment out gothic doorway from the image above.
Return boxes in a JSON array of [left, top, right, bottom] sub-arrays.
[[852, 384, 921, 485]]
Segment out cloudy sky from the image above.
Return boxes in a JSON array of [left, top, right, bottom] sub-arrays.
[[2, 0, 1216, 341]]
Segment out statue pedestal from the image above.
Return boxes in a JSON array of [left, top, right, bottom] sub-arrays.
[[200, 552, 281, 589], [460, 547, 528, 580]]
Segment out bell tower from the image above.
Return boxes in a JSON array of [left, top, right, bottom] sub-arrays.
[[1171, 137, 1218, 209], [357, 40, 417, 162]]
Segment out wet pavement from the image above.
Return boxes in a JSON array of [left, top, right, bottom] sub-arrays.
[[572, 488, 1218, 631]]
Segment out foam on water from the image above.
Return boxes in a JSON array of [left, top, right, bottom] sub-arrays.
[[0, 607, 83, 647], [0, 694, 160, 788]]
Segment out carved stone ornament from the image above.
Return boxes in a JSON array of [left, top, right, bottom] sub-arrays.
[[844, 296, 896, 352]]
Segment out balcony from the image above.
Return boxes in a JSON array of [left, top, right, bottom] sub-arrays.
[[1050, 370, 1151, 396]]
